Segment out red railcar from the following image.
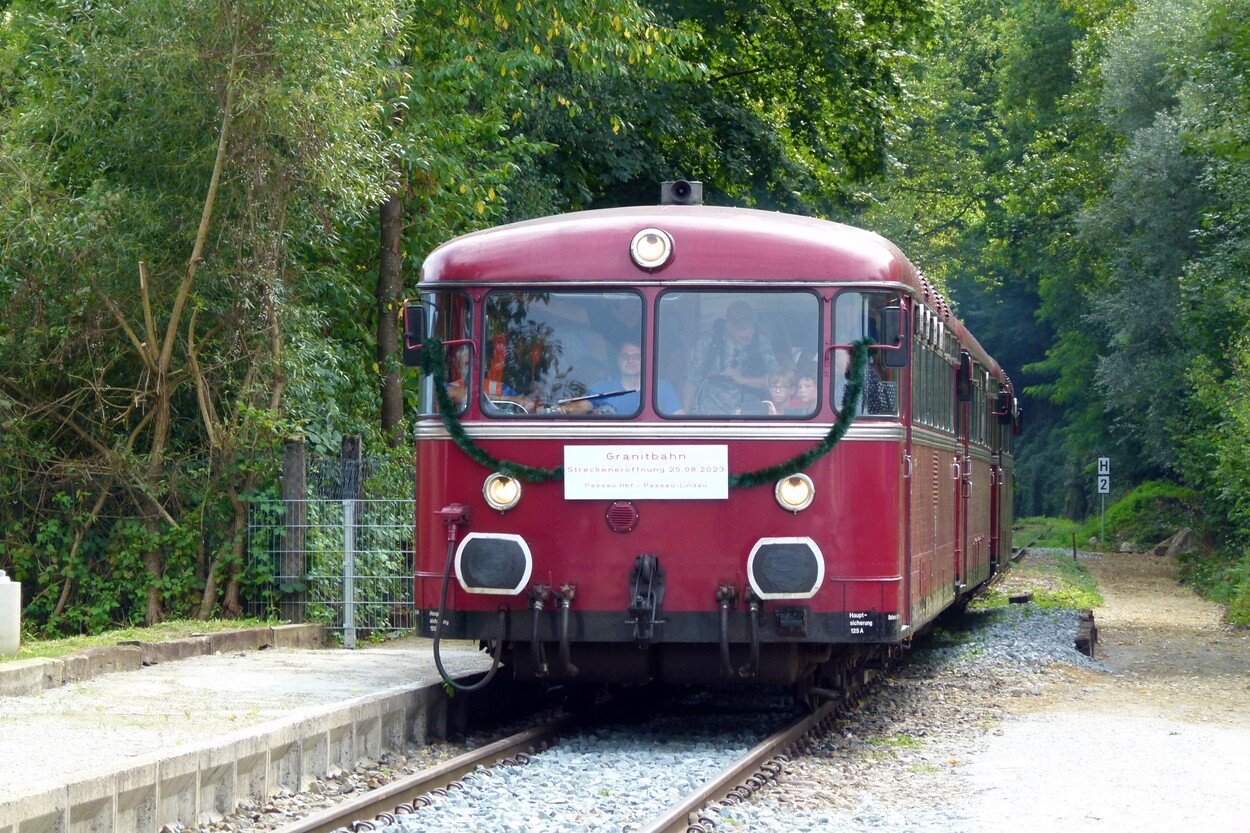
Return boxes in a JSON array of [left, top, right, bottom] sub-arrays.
[[403, 186, 1020, 692]]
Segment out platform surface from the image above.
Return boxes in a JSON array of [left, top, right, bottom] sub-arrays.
[[0, 635, 491, 803]]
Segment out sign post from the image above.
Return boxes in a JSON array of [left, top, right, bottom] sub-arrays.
[[1097, 457, 1111, 541]]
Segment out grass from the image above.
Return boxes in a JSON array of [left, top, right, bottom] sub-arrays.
[[2, 617, 277, 663], [973, 545, 1103, 611], [1013, 516, 1087, 550], [868, 733, 923, 749], [908, 762, 943, 774]]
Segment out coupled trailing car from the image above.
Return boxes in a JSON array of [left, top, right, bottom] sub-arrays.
[[402, 181, 1021, 698]]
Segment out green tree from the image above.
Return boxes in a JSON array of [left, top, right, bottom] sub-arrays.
[[500, 0, 933, 214], [1173, 0, 1250, 552], [0, 0, 396, 627], [846, 0, 1096, 515], [366, 0, 700, 446]]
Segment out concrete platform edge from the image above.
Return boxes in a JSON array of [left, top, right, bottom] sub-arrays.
[[0, 626, 327, 697], [0, 675, 470, 833]]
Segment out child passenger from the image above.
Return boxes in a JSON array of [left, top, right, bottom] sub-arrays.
[[789, 369, 819, 416], [763, 366, 797, 416]]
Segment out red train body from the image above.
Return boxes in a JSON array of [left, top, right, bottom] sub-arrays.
[[404, 195, 1019, 690]]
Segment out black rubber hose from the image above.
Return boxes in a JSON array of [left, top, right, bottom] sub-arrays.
[[740, 603, 760, 677], [531, 598, 548, 677], [432, 537, 504, 692], [558, 598, 579, 676]]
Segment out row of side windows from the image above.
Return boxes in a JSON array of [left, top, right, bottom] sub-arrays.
[[910, 334, 1003, 453], [911, 338, 954, 432]]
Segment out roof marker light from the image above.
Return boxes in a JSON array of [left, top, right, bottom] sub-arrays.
[[630, 228, 673, 270]]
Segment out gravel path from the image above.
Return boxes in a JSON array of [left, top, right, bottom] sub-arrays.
[[714, 548, 1250, 832]]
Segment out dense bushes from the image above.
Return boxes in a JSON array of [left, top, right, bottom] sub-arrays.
[[1083, 480, 1202, 549]]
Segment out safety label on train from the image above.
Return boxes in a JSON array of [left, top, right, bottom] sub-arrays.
[[564, 445, 729, 500]]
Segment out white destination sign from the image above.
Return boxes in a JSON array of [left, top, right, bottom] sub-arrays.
[[564, 445, 729, 500]]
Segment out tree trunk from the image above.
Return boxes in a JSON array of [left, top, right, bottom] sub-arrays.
[[141, 11, 243, 625], [198, 488, 249, 619], [378, 192, 405, 447]]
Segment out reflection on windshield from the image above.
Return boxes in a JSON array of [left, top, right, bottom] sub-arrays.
[[834, 291, 899, 417], [656, 291, 821, 417], [418, 290, 473, 417]]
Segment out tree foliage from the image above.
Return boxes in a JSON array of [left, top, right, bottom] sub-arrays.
[[505, 0, 932, 212], [858, 0, 1250, 607], [9, 0, 1250, 631], [0, 0, 398, 629]]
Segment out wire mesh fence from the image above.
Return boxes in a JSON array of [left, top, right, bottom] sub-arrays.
[[247, 498, 414, 645], [247, 449, 415, 644]]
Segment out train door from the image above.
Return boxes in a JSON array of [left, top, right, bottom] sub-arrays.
[[992, 388, 1018, 567], [833, 289, 909, 618], [901, 304, 916, 631], [882, 298, 913, 631], [989, 414, 1002, 572], [989, 386, 1010, 573], [954, 350, 973, 591]]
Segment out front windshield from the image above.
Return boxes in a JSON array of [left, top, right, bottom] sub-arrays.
[[656, 290, 821, 417], [481, 291, 644, 416]]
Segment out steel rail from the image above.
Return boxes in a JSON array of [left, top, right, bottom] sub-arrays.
[[267, 713, 580, 833], [638, 700, 837, 833]]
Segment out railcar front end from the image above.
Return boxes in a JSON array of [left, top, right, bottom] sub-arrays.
[[403, 198, 1017, 689]]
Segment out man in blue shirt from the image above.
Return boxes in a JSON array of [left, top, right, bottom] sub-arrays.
[[563, 340, 683, 415]]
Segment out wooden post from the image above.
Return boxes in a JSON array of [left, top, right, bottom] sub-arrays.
[[340, 434, 363, 500], [280, 438, 308, 623], [1076, 609, 1098, 657]]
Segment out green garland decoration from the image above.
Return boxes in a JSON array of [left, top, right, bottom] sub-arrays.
[[728, 338, 870, 488], [419, 336, 872, 488], [420, 338, 565, 482]]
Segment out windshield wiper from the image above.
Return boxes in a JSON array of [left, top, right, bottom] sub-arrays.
[[557, 389, 636, 405]]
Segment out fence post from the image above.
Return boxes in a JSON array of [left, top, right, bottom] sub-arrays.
[[280, 438, 307, 624], [341, 435, 363, 648]]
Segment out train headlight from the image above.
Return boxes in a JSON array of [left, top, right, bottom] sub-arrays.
[[775, 473, 815, 513], [483, 472, 522, 511], [630, 228, 673, 270]]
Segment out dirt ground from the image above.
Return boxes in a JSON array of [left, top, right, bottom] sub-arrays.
[[1020, 550, 1250, 720], [956, 550, 1250, 831], [752, 549, 1250, 831]]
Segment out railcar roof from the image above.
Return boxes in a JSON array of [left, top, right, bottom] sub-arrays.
[[420, 205, 912, 286], [419, 205, 1009, 387]]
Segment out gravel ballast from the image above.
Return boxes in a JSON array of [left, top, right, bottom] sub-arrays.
[[202, 549, 1250, 833], [369, 605, 1103, 833]]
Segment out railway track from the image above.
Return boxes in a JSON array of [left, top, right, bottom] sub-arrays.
[[263, 714, 577, 833], [266, 698, 837, 833], [640, 700, 836, 833]]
